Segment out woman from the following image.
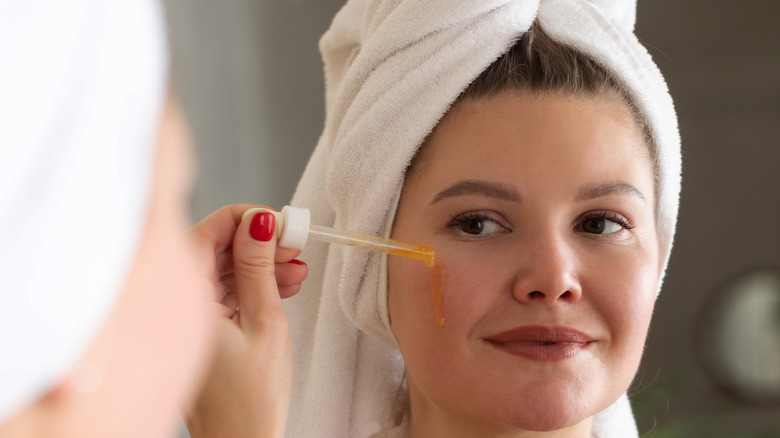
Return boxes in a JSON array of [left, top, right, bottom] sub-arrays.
[[189, 0, 680, 437], [0, 1, 305, 436], [384, 23, 662, 436]]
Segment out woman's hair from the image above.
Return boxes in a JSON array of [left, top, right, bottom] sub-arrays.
[[460, 21, 652, 148], [468, 23, 626, 97], [412, 21, 659, 203]]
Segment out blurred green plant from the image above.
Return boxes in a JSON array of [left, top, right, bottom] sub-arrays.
[[630, 373, 779, 438]]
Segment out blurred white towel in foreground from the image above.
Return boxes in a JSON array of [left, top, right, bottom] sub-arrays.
[[0, 0, 167, 423]]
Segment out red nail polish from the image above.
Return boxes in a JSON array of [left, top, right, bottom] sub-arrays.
[[249, 212, 275, 242], [289, 259, 306, 266]]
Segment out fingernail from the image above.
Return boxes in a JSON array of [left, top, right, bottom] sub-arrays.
[[289, 259, 306, 266], [249, 212, 275, 242]]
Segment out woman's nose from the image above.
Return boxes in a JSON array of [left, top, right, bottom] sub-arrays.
[[511, 234, 583, 305]]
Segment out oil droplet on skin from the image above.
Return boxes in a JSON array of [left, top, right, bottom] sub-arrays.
[[429, 264, 446, 326], [386, 245, 434, 267]]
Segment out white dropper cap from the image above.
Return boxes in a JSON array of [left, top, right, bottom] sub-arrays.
[[276, 205, 310, 251]]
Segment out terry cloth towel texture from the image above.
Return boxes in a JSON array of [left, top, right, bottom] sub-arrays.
[[0, 0, 167, 423], [285, 0, 681, 437]]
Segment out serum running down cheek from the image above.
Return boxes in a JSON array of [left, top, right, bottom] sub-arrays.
[[429, 264, 446, 327]]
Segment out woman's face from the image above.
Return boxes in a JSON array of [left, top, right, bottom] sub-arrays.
[[388, 92, 659, 433]]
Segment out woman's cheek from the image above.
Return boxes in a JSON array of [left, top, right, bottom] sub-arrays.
[[592, 251, 658, 364], [435, 250, 506, 325], [388, 248, 492, 355], [388, 256, 434, 335]]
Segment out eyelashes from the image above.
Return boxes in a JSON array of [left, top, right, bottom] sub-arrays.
[[446, 209, 635, 239], [576, 210, 635, 235], [447, 211, 507, 237]]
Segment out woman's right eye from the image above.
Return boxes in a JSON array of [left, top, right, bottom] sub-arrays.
[[447, 212, 507, 237]]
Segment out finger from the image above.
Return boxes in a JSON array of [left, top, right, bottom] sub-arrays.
[[220, 260, 305, 292], [219, 291, 239, 316], [205, 300, 235, 321], [232, 209, 287, 334], [274, 260, 308, 295], [189, 204, 274, 302], [274, 246, 302, 264], [278, 284, 303, 299], [224, 259, 306, 302], [215, 246, 300, 281], [220, 273, 236, 296], [191, 205, 300, 280]]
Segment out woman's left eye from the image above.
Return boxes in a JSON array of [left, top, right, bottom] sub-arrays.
[[578, 212, 633, 235]]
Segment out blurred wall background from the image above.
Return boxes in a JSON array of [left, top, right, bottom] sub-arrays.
[[632, 1, 780, 436], [164, 0, 344, 219], [164, 0, 780, 436]]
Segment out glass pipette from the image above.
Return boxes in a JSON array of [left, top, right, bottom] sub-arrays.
[[307, 223, 434, 267]]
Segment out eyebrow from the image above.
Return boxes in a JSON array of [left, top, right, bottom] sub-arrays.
[[431, 180, 522, 204], [430, 179, 646, 205], [574, 181, 647, 203]]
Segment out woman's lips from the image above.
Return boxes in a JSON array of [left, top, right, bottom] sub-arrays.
[[485, 325, 594, 362]]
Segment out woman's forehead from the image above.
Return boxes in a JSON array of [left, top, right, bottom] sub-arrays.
[[408, 93, 652, 193]]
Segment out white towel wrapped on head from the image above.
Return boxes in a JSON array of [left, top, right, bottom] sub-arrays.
[[285, 0, 680, 437]]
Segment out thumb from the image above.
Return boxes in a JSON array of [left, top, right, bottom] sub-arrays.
[[232, 208, 285, 334]]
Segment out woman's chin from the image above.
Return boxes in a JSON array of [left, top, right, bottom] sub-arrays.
[[493, 387, 599, 433]]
